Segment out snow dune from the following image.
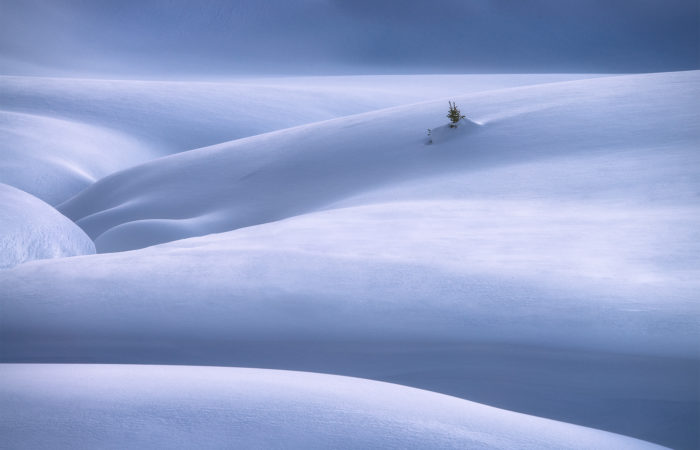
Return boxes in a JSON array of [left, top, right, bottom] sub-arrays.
[[0, 74, 597, 152], [0, 183, 94, 269], [0, 74, 594, 204], [0, 364, 663, 450], [58, 71, 700, 253], [0, 111, 152, 205], [2, 71, 698, 447], [3, 201, 697, 353]]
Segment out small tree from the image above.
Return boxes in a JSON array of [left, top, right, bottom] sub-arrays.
[[446, 101, 465, 128]]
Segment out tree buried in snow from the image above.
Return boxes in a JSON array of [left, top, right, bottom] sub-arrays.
[[447, 100, 465, 127]]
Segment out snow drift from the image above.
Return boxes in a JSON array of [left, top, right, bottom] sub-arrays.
[[0, 74, 591, 205], [0, 183, 95, 269], [2, 72, 698, 447], [0, 110, 152, 205], [58, 71, 700, 253], [0, 364, 663, 449], [2, 2, 697, 447]]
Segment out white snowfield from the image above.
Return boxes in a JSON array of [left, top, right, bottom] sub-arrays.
[[1, 71, 698, 449], [2, 72, 696, 350], [6, 195, 697, 354], [58, 71, 700, 254], [0, 364, 664, 450], [0, 183, 94, 269], [0, 111, 152, 205], [0, 74, 592, 205]]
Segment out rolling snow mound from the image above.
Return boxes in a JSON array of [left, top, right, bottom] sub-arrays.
[[0, 74, 595, 204], [0, 111, 152, 205], [57, 71, 700, 253], [0, 364, 662, 450], [0, 183, 95, 269], [1, 71, 698, 448]]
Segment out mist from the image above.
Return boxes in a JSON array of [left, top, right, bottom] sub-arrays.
[[1, 0, 698, 78]]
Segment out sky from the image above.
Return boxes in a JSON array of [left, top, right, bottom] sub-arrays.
[[1, 0, 698, 77]]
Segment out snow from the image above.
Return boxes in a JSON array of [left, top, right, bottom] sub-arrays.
[[0, 364, 663, 450], [1, 1, 697, 447], [0, 111, 152, 205], [0, 183, 95, 269], [0, 74, 594, 153], [0, 74, 595, 204], [58, 71, 700, 255], [1, 71, 698, 449]]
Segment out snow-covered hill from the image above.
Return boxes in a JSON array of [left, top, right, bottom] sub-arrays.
[[59, 71, 700, 253], [0, 74, 592, 205], [2, 0, 697, 447], [0, 111, 152, 205], [0, 364, 663, 450], [0, 183, 94, 269], [2, 71, 698, 448]]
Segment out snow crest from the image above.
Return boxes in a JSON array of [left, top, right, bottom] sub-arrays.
[[0, 183, 95, 269]]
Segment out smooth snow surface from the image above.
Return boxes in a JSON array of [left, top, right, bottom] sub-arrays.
[[0, 110, 152, 205], [0, 74, 593, 205], [2, 71, 699, 449], [59, 72, 700, 255], [0, 183, 94, 269], [0, 364, 663, 450]]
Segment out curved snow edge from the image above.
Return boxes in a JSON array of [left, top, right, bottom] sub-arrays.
[[0, 363, 665, 449]]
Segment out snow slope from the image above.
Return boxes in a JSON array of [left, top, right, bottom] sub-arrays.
[[0, 183, 94, 269], [0, 111, 152, 205], [3, 205, 697, 353], [2, 72, 698, 447], [0, 74, 595, 154], [0, 364, 662, 450], [0, 74, 592, 205], [59, 71, 700, 253]]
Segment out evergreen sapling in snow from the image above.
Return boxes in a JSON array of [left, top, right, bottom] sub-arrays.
[[447, 101, 465, 128]]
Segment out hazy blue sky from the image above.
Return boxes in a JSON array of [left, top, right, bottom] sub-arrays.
[[1, 0, 698, 77]]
